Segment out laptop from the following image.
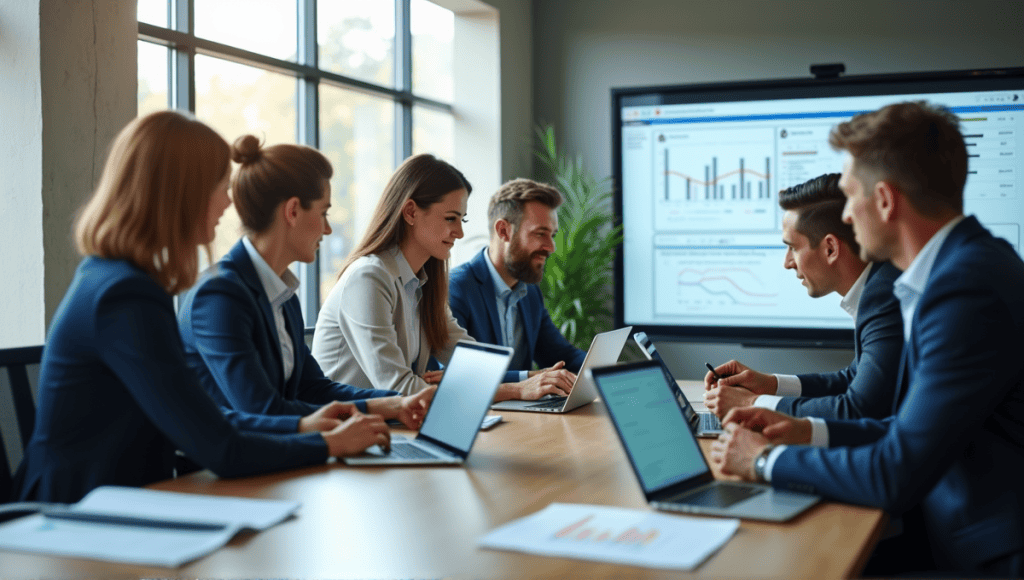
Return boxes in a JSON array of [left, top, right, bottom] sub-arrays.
[[489, 326, 632, 413], [633, 331, 722, 437], [590, 360, 820, 521], [343, 341, 513, 466]]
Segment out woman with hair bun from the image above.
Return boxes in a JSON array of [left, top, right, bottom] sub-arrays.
[[178, 135, 434, 433], [18, 112, 390, 504]]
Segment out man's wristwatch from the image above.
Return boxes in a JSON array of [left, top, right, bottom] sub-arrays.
[[753, 444, 775, 483]]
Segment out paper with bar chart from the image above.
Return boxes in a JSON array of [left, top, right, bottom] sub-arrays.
[[478, 503, 739, 570]]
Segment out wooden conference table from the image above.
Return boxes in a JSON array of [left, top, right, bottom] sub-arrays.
[[2, 382, 887, 578]]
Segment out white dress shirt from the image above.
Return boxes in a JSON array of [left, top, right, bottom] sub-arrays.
[[242, 236, 299, 383], [311, 246, 473, 395]]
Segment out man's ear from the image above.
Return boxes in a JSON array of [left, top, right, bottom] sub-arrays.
[[494, 219, 513, 243], [875, 180, 898, 223], [401, 199, 417, 226], [282, 197, 302, 227], [822, 233, 841, 265]]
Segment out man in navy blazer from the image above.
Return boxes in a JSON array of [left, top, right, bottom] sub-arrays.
[[711, 102, 1024, 575], [704, 173, 903, 420], [449, 178, 584, 396]]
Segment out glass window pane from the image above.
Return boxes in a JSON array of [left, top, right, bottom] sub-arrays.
[[319, 84, 395, 304], [412, 105, 453, 162], [318, 3, 394, 88], [194, 0, 297, 62], [411, 0, 453, 102], [137, 40, 169, 117], [137, 0, 168, 28], [194, 55, 297, 262]]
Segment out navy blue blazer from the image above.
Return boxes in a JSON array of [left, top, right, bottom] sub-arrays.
[[18, 257, 328, 503], [178, 240, 394, 420], [449, 248, 587, 382], [770, 217, 1024, 573], [775, 262, 903, 419]]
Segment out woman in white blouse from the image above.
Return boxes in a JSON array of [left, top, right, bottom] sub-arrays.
[[312, 154, 476, 396]]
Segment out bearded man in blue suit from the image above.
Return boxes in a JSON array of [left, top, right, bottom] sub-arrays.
[[449, 179, 584, 400], [711, 101, 1024, 576]]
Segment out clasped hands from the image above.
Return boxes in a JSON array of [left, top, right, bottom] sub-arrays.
[[703, 361, 811, 481]]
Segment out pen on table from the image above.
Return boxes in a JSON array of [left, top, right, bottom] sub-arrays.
[[40, 507, 228, 531]]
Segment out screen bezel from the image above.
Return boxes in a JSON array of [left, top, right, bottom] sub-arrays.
[[612, 66, 1024, 347], [590, 360, 715, 498]]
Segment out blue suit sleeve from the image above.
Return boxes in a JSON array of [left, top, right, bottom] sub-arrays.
[[532, 294, 587, 373], [221, 407, 302, 434], [186, 278, 321, 416], [770, 271, 1021, 514], [293, 344, 396, 411], [777, 265, 903, 420], [96, 281, 327, 478]]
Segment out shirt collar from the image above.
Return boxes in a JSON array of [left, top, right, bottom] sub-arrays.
[[894, 215, 966, 299], [839, 264, 872, 320], [483, 247, 527, 300], [391, 246, 428, 291], [242, 236, 299, 308]]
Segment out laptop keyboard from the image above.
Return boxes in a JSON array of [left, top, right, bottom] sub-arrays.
[[678, 484, 763, 508], [700, 412, 722, 432], [528, 396, 568, 409], [387, 442, 438, 460]]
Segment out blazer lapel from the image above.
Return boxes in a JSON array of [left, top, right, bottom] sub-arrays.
[[282, 298, 305, 397], [228, 241, 286, 387], [470, 251, 503, 345]]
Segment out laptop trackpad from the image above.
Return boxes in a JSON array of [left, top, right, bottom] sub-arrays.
[[677, 484, 764, 508]]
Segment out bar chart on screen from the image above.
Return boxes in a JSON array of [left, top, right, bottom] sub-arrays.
[[653, 127, 778, 231]]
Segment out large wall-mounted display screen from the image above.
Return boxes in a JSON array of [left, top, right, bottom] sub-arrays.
[[613, 68, 1024, 346]]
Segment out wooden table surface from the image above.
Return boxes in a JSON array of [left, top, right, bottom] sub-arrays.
[[1, 382, 886, 578]]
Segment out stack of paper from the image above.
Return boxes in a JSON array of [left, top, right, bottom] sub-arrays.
[[0, 486, 299, 567], [479, 503, 740, 570]]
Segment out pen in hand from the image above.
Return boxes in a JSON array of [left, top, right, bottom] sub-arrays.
[[705, 362, 727, 381]]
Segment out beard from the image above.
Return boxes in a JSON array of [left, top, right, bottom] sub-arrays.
[[504, 237, 549, 284]]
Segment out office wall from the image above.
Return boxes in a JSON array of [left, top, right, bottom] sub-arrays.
[[0, 0, 136, 348], [531, 0, 1024, 379]]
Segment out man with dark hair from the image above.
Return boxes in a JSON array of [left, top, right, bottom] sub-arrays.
[[704, 173, 903, 421], [449, 178, 585, 397], [711, 101, 1024, 576]]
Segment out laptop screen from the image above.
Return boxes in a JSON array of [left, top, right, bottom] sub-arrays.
[[418, 343, 510, 453], [595, 363, 709, 493], [634, 333, 699, 424]]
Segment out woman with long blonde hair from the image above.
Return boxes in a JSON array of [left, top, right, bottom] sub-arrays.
[[17, 112, 389, 503], [312, 154, 476, 395]]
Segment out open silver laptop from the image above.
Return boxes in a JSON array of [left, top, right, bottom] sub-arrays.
[[489, 326, 632, 414], [343, 341, 512, 466], [633, 331, 722, 437], [590, 360, 819, 522]]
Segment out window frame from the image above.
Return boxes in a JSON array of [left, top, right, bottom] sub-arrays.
[[137, 0, 454, 326]]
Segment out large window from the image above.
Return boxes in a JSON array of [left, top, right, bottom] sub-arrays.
[[137, 0, 454, 324]]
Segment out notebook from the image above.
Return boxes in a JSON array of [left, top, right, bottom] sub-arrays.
[[633, 331, 722, 437], [490, 326, 632, 414], [590, 360, 819, 521], [343, 341, 512, 466]]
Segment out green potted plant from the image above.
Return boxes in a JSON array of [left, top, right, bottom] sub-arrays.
[[534, 124, 624, 350]]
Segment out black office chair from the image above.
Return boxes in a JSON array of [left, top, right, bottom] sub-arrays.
[[0, 345, 43, 503]]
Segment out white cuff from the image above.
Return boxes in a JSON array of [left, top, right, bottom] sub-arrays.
[[808, 417, 830, 447], [763, 444, 787, 483], [754, 394, 782, 410], [774, 374, 802, 396], [518, 370, 530, 382]]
